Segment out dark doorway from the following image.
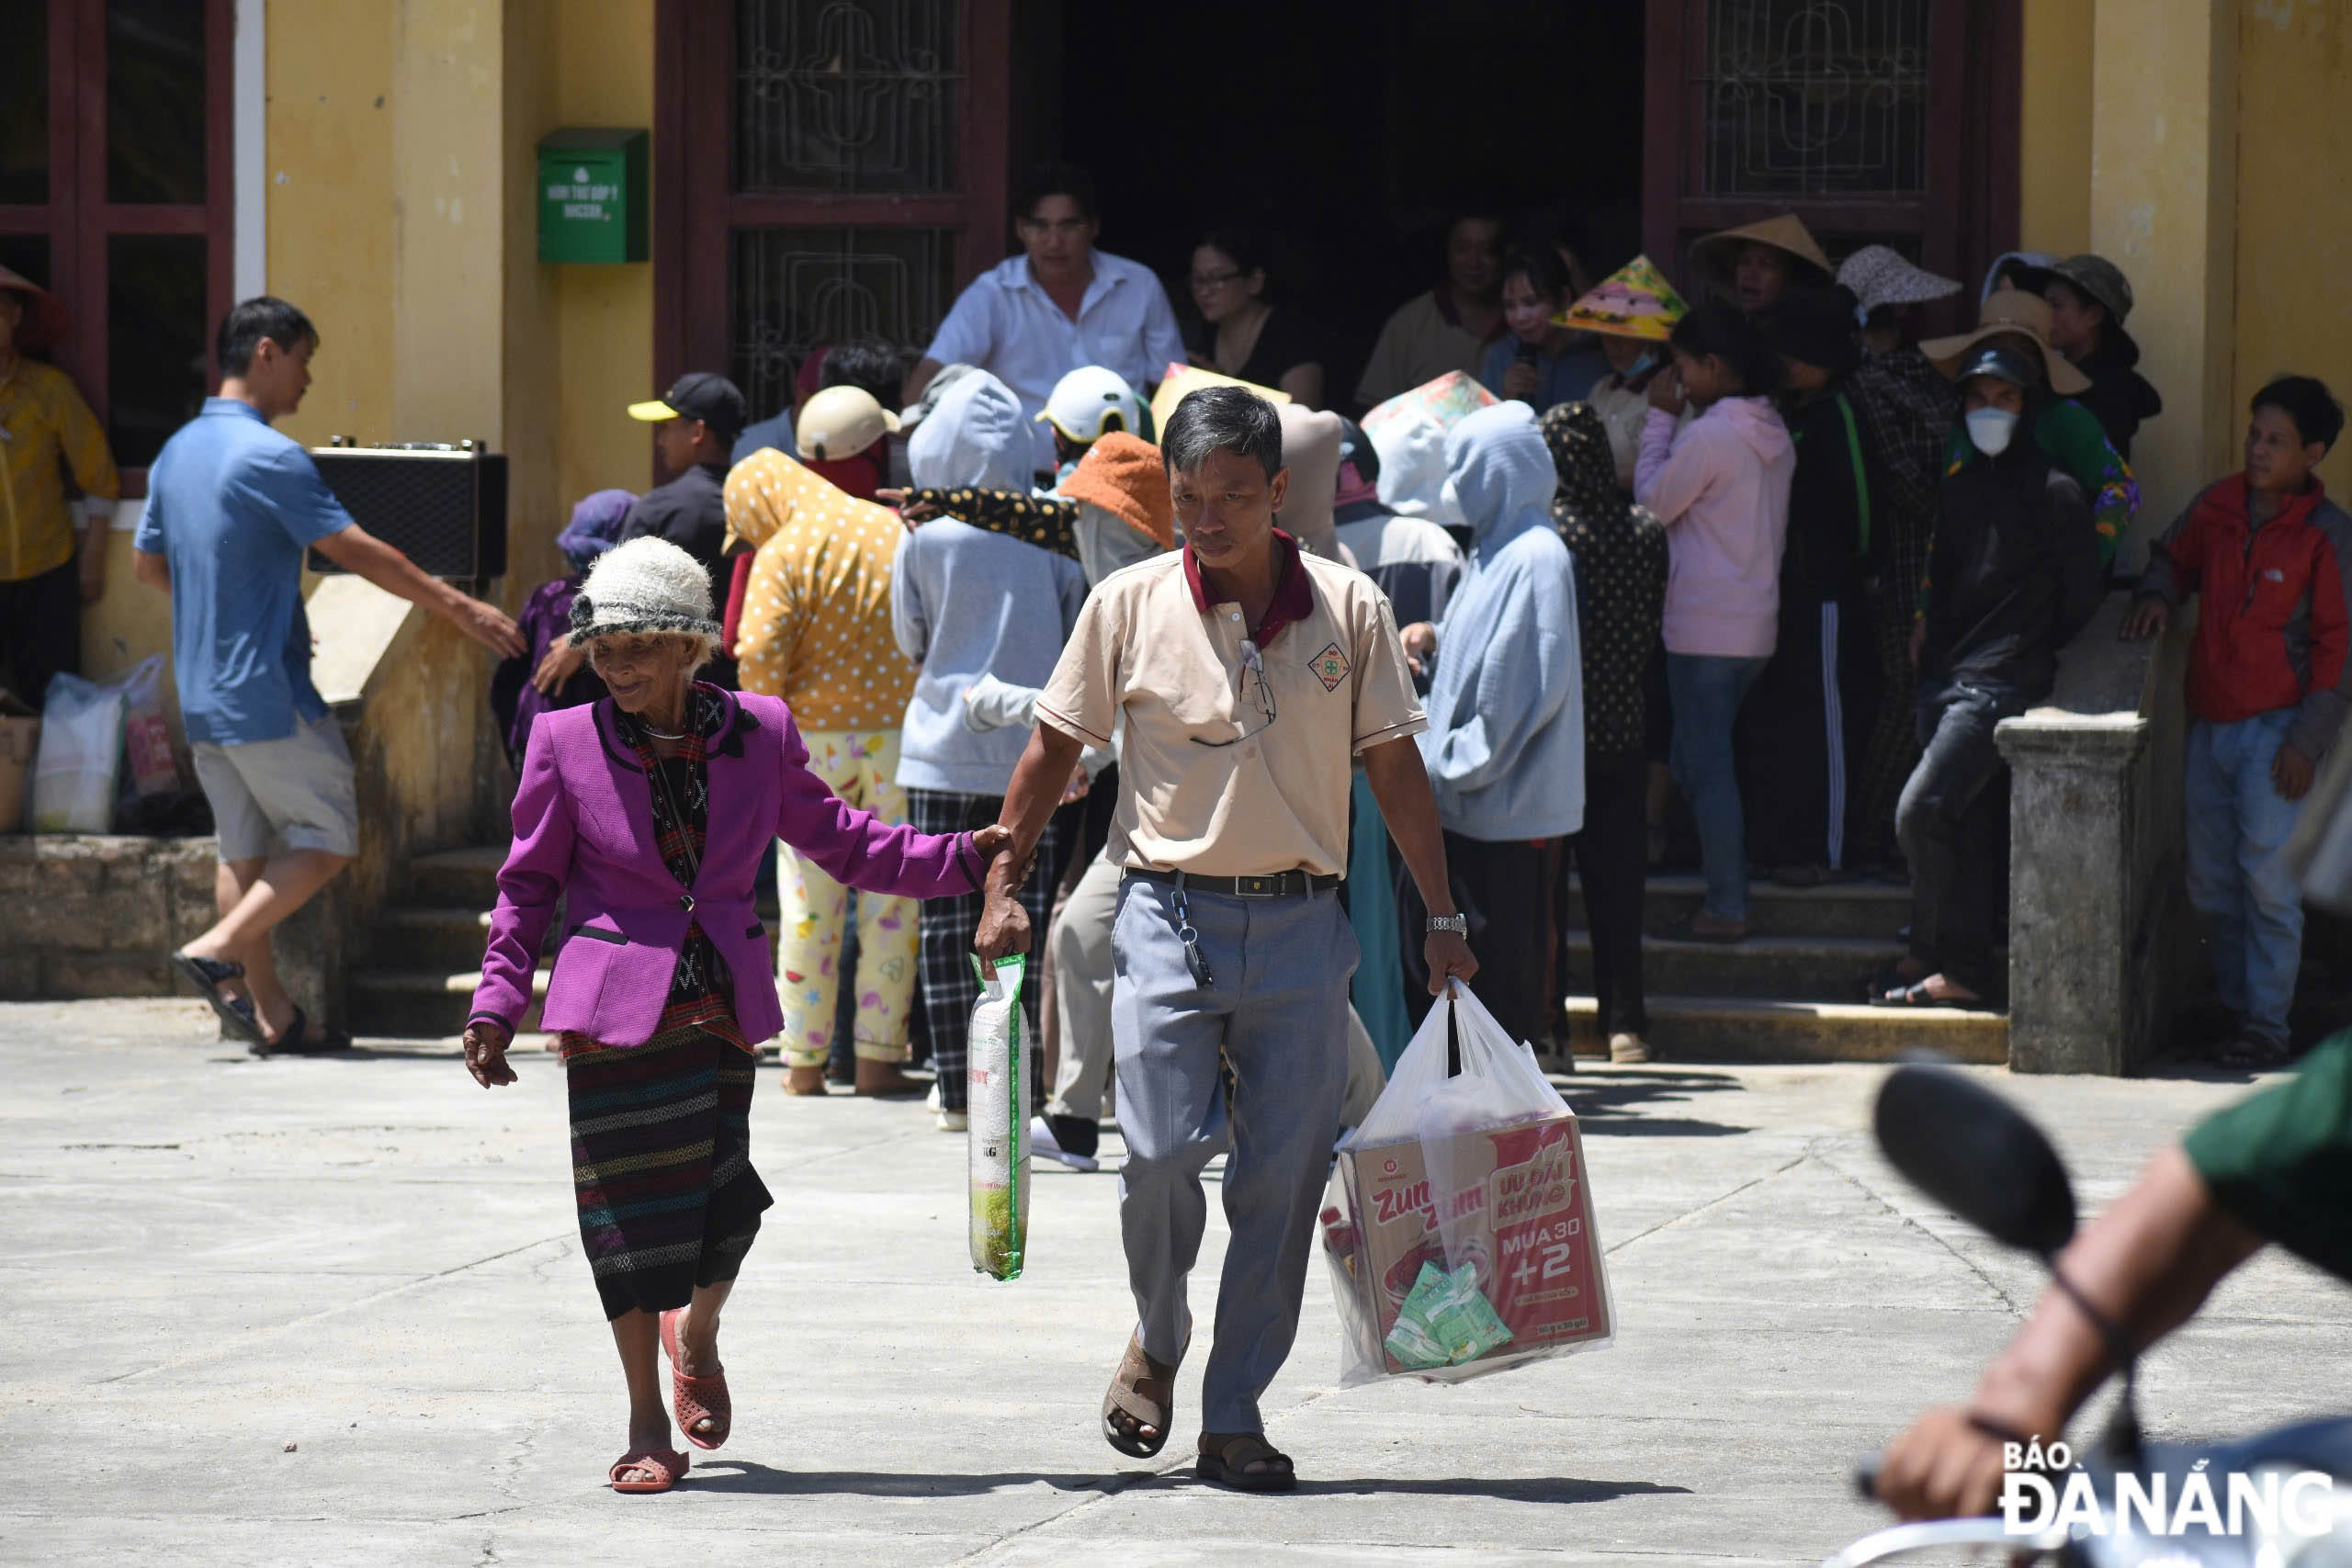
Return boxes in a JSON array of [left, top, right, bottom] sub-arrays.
[[1053, 1, 1646, 412]]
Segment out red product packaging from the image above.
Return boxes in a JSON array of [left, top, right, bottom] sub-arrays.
[[1319, 986, 1614, 1386]]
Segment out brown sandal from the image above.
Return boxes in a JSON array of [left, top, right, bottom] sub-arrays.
[[1101, 1330, 1182, 1459], [659, 1308, 730, 1450], [608, 1445, 687, 1494], [1197, 1430, 1296, 1493]]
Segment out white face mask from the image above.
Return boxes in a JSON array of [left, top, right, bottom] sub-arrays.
[[1966, 406, 2020, 457]]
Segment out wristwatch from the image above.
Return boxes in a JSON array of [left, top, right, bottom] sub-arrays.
[[1425, 913, 1469, 936]]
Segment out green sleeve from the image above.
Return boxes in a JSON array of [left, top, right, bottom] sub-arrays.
[[2181, 1030, 2352, 1285], [911, 487, 1080, 563], [2032, 401, 2138, 570]]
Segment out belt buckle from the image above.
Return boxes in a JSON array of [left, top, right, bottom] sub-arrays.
[[1236, 874, 1280, 899]]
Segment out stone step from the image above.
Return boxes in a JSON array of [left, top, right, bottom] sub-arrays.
[[369, 905, 497, 972], [1563, 994, 2007, 1065], [1566, 873, 1912, 941], [404, 845, 509, 906], [348, 967, 546, 1041], [1564, 929, 1914, 1003]]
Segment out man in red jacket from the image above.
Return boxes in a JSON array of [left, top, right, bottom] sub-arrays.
[[2126, 376, 2352, 1066]]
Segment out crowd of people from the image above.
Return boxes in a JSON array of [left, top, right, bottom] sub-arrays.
[[8, 154, 2347, 1497]]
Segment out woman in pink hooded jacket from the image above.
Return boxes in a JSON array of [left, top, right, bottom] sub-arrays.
[[1634, 302, 1795, 941]]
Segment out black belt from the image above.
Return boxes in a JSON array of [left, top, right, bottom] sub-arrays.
[[1125, 868, 1340, 899]]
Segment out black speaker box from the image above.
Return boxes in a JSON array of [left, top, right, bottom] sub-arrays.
[[303, 445, 509, 580]]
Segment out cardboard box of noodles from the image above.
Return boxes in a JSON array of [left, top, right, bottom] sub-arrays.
[[1334, 1112, 1609, 1375]]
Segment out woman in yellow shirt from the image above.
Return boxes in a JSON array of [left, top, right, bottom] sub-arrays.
[[0, 269, 120, 707]]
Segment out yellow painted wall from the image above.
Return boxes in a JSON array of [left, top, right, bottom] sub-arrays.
[[268, 3, 399, 448], [2020, 0, 2096, 259], [553, 0, 658, 541], [2233, 0, 2352, 496], [80, 0, 656, 721]]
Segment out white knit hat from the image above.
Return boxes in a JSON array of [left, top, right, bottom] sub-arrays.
[[568, 536, 720, 642]]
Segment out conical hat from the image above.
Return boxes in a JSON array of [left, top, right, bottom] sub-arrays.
[[1690, 214, 1835, 285], [1555, 254, 1690, 343], [1917, 289, 2091, 397], [0, 265, 69, 355]]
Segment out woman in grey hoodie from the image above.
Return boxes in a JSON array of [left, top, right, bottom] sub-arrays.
[[1396, 400, 1585, 1048]]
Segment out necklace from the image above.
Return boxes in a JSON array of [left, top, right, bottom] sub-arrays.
[[640, 725, 687, 741]]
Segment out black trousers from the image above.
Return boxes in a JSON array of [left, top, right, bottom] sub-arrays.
[[1895, 685, 2018, 994], [1738, 592, 1878, 871], [0, 558, 82, 708], [1563, 749, 1650, 1037], [1399, 829, 1554, 1049]]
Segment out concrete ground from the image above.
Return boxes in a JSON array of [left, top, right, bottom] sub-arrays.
[[5, 998, 2346, 1568]]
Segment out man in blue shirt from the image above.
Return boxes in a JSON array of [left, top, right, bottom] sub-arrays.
[[903, 163, 1184, 484], [135, 297, 523, 1055]]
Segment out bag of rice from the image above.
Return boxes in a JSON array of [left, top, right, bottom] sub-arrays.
[[967, 953, 1030, 1280]]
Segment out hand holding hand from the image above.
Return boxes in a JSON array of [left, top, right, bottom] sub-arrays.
[[463, 1019, 517, 1088], [970, 824, 1013, 863], [532, 635, 588, 695], [2273, 743, 2317, 802], [2121, 598, 2170, 641]]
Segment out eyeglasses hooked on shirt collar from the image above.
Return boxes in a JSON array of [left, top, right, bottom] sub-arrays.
[[1191, 637, 1279, 749]]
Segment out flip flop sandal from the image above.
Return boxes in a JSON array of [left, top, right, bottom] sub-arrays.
[[608, 1446, 687, 1494], [1101, 1331, 1182, 1460], [170, 951, 266, 1049], [660, 1308, 731, 1450], [269, 1005, 354, 1055], [1196, 1431, 1297, 1494]]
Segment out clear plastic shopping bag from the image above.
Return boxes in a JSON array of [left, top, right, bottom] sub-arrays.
[[1321, 982, 1615, 1384], [967, 953, 1031, 1280]]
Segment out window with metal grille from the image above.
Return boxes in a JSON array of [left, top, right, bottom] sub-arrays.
[[733, 0, 963, 196], [729, 226, 955, 419], [0, 0, 233, 480], [1702, 0, 1932, 197]]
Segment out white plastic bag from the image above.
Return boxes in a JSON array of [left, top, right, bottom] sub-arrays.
[[1322, 983, 1615, 1384], [967, 953, 1031, 1280], [29, 672, 127, 833]]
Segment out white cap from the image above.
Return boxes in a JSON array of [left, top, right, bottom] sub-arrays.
[[1035, 366, 1147, 444], [797, 386, 900, 463]]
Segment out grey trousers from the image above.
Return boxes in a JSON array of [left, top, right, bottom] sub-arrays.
[[1058, 853, 1385, 1127], [1112, 874, 1357, 1434], [1048, 852, 1124, 1122]]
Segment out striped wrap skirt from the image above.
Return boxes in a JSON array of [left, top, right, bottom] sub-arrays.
[[565, 1024, 773, 1321]]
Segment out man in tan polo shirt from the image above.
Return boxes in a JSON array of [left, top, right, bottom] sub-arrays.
[[974, 385, 1476, 1492]]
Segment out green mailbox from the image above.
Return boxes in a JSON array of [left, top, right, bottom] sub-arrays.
[[537, 129, 648, 265]]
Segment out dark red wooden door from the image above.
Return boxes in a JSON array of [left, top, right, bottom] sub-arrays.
[[655, 0, 1013, 422], [1642, 0, 2018, 309]]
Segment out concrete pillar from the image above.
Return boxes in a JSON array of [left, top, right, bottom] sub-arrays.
[[1998, 716, 2147, 1076], [2089, 0, 2238, 570], [1995, 595, 2195, 1076]]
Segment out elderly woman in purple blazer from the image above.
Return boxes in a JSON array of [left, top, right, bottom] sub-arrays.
[[461, 537, 1006, 1495]]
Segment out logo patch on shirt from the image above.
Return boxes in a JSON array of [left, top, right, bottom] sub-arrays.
[[1308, 642, 1350, 692]]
